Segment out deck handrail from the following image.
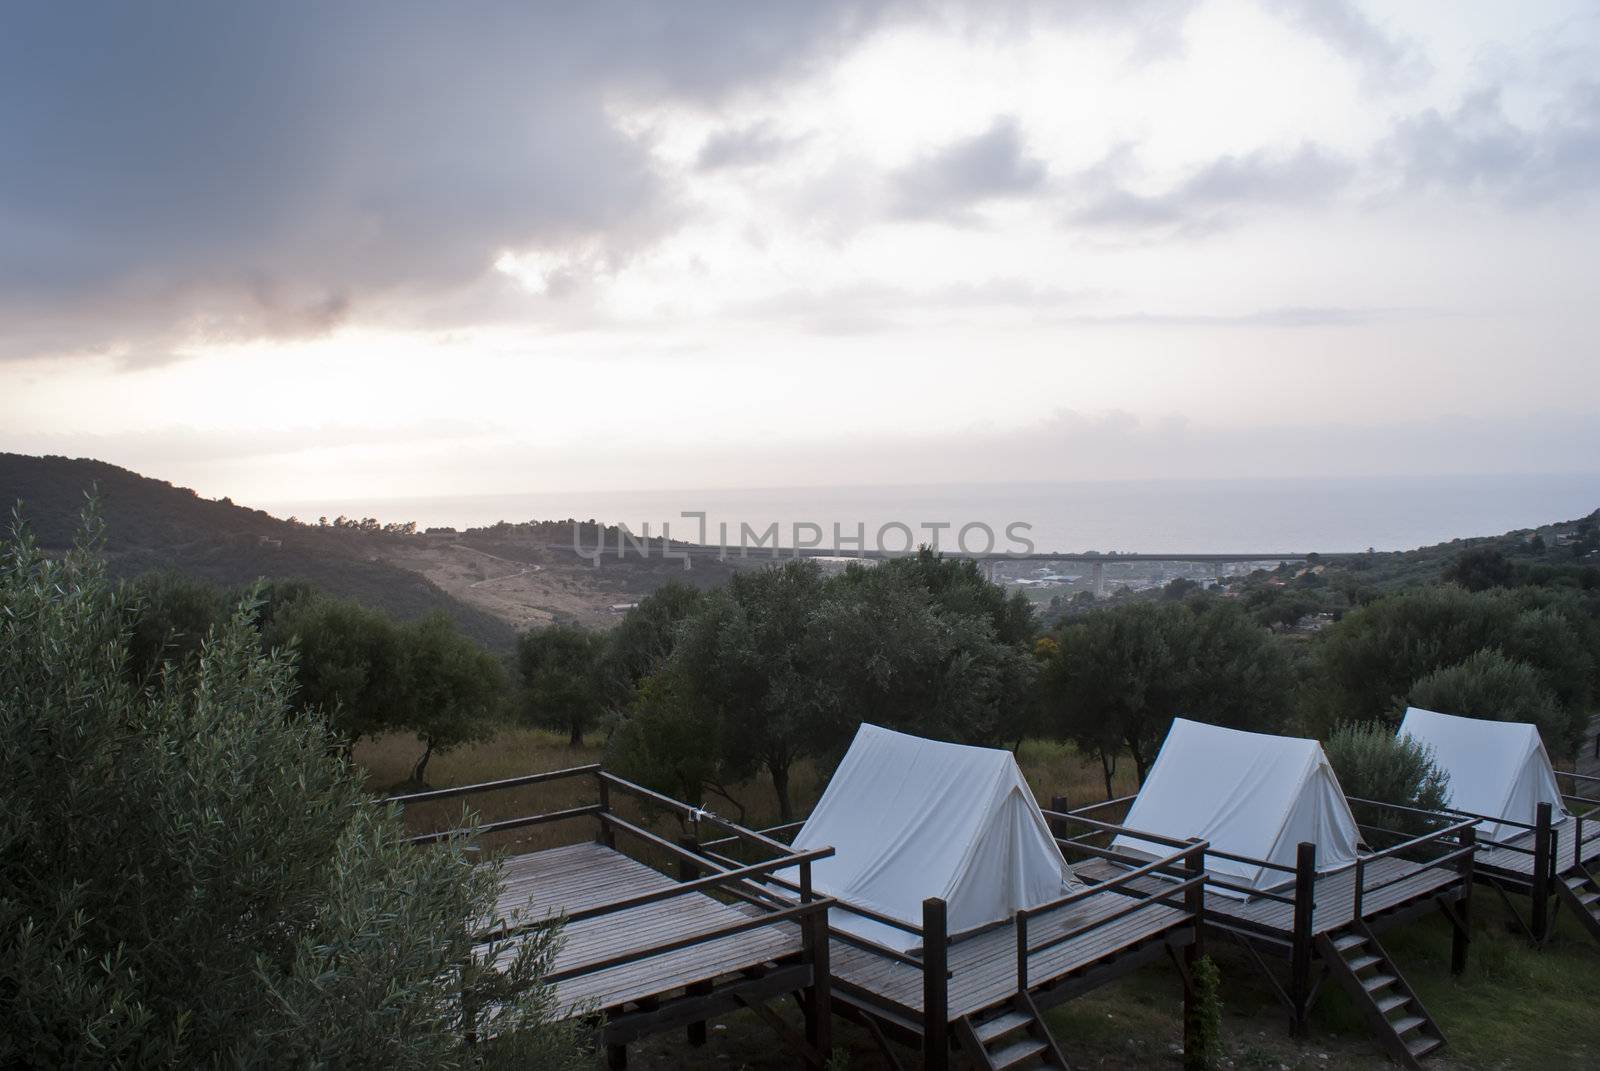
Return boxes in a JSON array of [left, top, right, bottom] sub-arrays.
[[1349, 814, 1477, 918], [534, 895, 835, 987], [1062, 793, 1138, 817], [476, 846, 834, 943], [384, 763, 602, 806], [1047, 808, 1297, 875], [599, 772, 797, 859], [698, 818, 807, 851], [1015, 840, 1205, 993], [406, 803, 602, 845]]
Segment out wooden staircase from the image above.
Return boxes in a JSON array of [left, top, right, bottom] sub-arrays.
[[1555, 866, 1600, 943], [1316, 923, 1444, 1068], [955, 993, 1068, 1071]]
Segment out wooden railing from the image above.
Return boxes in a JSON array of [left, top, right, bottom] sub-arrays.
[[1013, 840, 1206, 994], [1345, 816, 1477, 921], [386, 763, 838, 1036]]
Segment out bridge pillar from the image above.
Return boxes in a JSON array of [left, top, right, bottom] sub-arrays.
[[1092, 561, 1105, 599]]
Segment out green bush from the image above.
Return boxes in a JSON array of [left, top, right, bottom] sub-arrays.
[[1408, 649, 1570, 756], [0, 514, 582, 1069], [1183, 954, 1223, 1071], [1325, 720, 1451, 839]]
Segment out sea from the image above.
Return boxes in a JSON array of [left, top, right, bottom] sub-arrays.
[[262, 472, 1600, 555]]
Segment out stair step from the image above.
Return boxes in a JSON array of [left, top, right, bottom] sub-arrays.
[[975, 1010, 1032, 1045], [1362, 973, 1398, 993], [1408, 1033, 1443, 1058], [1331, 932, 1366, 953], [1375, 993, 1410, 1015], [1391, 1015, 1426, 1036], [988, 1037, 1047, 1069], [1577, 891, 1600, 908], [1346, 953, 1383, 973]]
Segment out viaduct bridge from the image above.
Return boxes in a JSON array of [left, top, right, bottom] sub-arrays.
[[560, 539, 1338, 598]]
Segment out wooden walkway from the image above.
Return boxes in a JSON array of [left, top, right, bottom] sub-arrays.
[[491, 842, 802, 1017], [1074, 857, 1461, 939], [828, 891, 1188, 1020]]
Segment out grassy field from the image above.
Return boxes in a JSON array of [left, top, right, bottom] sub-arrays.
[[356, 730, 1600, 1070]]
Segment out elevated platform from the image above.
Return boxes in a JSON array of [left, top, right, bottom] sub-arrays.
[[493, 842, 802, 1016], [1058, 795, 1475, 1067], [1073, 854, 1462, 943], [390, 765, 836, 1069], [830, 888, 1191, 1022]]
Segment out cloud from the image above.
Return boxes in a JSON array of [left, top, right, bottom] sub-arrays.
[[1382, 85, 1600, 204], [696, 122, 805, 171], [735, 277, 1092, 334], [0, 1, 902, 364], [1069, 143, 1354, 235], [890, 116, 1049, 221], [1262, 0, 1429, 90]]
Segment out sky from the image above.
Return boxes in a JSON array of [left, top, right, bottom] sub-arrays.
[[2, 0, 1599, 507]]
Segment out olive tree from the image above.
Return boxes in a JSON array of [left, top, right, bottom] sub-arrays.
[[0, 514, 582, 1069]]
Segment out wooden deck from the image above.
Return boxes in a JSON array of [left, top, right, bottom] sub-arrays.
[[827, 890, 1189, 1020], [1475, 821, 1600, 880], [1074, 856, 1462, 940], [490, 842, 803, 1017]]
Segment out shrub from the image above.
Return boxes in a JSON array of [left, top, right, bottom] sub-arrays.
[[0, 514, 582, 1069], [1408, 649, 1576, 757], [1184, 955, 1224, 1071], [1325, 720, 1451, 839]]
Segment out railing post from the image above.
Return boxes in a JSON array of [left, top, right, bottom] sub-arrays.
[[1289, 841, 1317, 1037], [1531, 801, 1553, 945], [1453, 826, 1475, 975], [1182, 839, 1207, 1062], [1352, 856, 1365, 921], [922, 897, 950, 1071], [673, 832, 710, 1048], [596, 772, 615, 849], [1015, 908, 1030, 994], [1049, 794, 1068, 839], [803, 901, 832, 1060]]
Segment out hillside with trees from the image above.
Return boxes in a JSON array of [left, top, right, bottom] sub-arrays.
[[1, 453, 516, 650]]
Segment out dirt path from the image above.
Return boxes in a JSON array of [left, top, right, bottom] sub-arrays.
[[455, 545, 543, 589]]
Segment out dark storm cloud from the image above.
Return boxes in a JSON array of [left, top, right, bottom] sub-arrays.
[[1383, 85, 1600, 205], [0, 1, 902, 363], [890, 116, 1049, 221], [1070, 143, 1353, 235]]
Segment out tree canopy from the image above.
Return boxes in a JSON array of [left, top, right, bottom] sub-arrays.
[[0, 515, 579, 1069]]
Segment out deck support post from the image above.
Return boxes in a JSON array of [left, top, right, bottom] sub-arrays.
[[677, 834, 710, 1046], [922, 897, 950, 1071], [1453, 826, 1476, 975], [1289, 841, 1317, 1037], [606, 1041, 627, 1070], [802, 902, 832, 1062], [1181, 839, 1207, 1061], [1531, 802, 1553, 945]]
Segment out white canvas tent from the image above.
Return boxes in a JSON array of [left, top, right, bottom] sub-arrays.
[[1398, 706, 1568, 845], [1111, 719, 1361, 897], [788, 724, 1077, 952]]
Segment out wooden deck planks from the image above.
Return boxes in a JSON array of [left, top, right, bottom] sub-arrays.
[[829, 891, 1188, 1019], [1475, 822, 1600, 879], [1074, 856, 1460, 938], [485, 842, 803, 1017]]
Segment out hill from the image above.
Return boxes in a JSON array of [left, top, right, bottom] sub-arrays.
[[0, 453, 518, 651]]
